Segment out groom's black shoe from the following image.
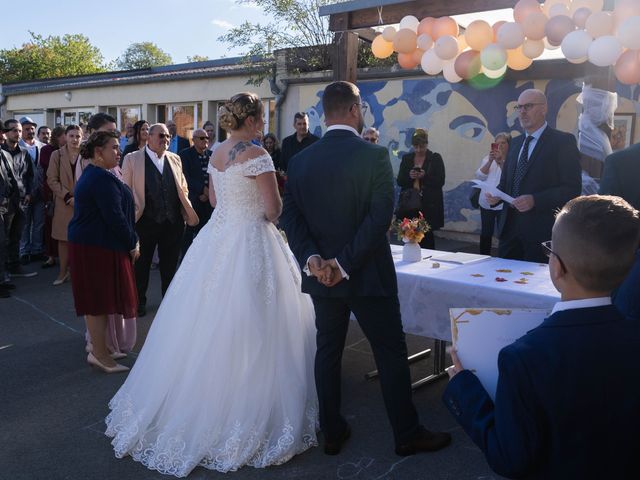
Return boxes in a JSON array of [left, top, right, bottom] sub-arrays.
[[395, 426, 452, 456], [324, 424, 351, 455]]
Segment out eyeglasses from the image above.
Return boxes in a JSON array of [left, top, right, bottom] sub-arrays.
[[514, 103, 544, 112], [194, 136, 209, 140], [353, 103, 368, 115], [155, 133, 171, 139], [541, 240, 566, 272], [363, 136, 377, 143]]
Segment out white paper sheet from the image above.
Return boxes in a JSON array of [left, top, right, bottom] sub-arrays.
[[431, 252, 491, 265], [450, 308, 548, 400], [471, 179, 515, 204]]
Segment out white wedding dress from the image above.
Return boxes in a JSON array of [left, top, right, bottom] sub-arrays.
[[105, 153, 318, 477]]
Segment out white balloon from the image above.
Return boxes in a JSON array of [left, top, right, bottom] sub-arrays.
[[544, 37, 561, 50], [480, 43, 508, 70], [434, 35, 460, 60], [443, 60, 462, 83], [567, 55, 588, 64], [570, 0, 603, 15], [381, 26, 397, 42], [543, 0, 571, 17], [561, 30, 593, 61], [497, 22, 525, 49], [587, 35, 623, 67], [617, 16, 640, 50], [421, 49, 445, 75], [400, 15, 420, 33], [522, 39, 546, 59], [483, 64, 508, 79], [549, 3, 570, 17], [417, 34, 434, 51]]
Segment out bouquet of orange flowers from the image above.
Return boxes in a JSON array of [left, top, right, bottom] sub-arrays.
[[391, 212, 430, 244]]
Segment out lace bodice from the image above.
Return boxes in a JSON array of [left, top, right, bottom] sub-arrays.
[[207, 153, 275, 223]]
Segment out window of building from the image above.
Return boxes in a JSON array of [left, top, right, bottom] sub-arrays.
[[118, 106, 141, 132]]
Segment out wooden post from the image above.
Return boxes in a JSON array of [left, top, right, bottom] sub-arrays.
[[333, 30, 359, 83]]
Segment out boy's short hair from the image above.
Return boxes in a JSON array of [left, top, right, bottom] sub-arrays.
[[553, 195, 640, 292]]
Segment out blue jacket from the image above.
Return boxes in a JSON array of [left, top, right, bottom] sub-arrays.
[[443, 305, 640, 479], [68, 164, 137, 252], [613, 250, 640, 321]]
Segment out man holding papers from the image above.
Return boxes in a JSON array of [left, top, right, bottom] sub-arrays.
[[442, 195, 640, 479], [487, 89, 581, 262]]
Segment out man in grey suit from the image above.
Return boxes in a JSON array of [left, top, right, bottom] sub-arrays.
[[599, 142, 640, 210]]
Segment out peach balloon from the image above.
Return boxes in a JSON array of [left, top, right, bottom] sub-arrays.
[[412, 48, 425, 64], [617, 16, 640, 50], [545, 15, 575, 46], [570, 0, 603, 15], [465, 20, 494, 51], [522, 12, 549, 41], [614, 49, 640, 85], [492, 21, 507, 41], [543, 0, 570, 17], [572, 7, 592, 29], [418, 17, 436, 37], [514, 0, 542, 23], [382, 26, 397, 42], [614, 0, 640, 25], [372, 35, 394, 59], [522, 38, 546, 59], [497, 22, 525, 49], [432, 16, 459, 40], [421, 49, 444, 75], [507, 46, 533, 70], [454, 50, 482, 79], [585, 11, 613, 38], [398, 52, 419, 69], [549, 3, 570, 17], [393, 29, 417, 54], [443, 60, 463, 83], [435, 35, 460, 60], [457, 34, 469, 52]]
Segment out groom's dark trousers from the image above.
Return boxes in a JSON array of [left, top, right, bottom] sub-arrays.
[[282, 128, 420, 446]]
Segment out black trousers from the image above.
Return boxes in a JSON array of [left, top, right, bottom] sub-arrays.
[[498, 211, 547, 263], [5, 204, 25, 269], [311, 295, 419, 446], [135, 218, 184, 306], [479, 207, 500, 255]]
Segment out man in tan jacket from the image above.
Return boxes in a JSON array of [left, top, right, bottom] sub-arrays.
[[122, 123, 198, 317]]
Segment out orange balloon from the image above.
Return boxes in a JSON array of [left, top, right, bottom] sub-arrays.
[[614, 49, 640, 85], [507, 46, 533, 70], [465, 20, 494, 51], [454, 50, 482, 79], [398, 51, 420, 69], [372, 34, 394, 59], [393, 29, 417, 54], [418, 17, 436, 37], [522, 12, 548, 41], [514, 0, 542, 23], [432, 16, 459, 40]]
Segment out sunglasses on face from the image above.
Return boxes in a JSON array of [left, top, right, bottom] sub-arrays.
[[363, 137, 377, 143], [155, 133, 171, 139], [194, 136, 209, 141]]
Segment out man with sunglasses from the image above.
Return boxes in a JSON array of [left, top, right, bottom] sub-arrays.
[[179, 129, 213, 255], [280, 112, 319, 172], [121, 123, 198, 317], [486, 89, 581, 262], [362, 126, 379, 144]]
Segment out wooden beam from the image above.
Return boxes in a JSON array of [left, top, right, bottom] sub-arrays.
[[329, 0, 520, 31], [333, 31, 360, 82], [354, 28, 378, 43]]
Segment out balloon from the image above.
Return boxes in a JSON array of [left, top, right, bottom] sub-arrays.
[[545, 15, 575, 46], [613, 0, 640, 25], [432, 16, 459, 40], [514, 0, 542, 23], [418, 17, 436, 37], [543, 0, 571, 17], [561, 30, 593, 61], [522, 12, 548, 41], [492, 21, 507, 41], [572, 7, 592, 29], [480, 43, 508, 70], [381, 26, 396, 42], [454, 50, 482, 79], [544, 37, 561, 50], [507, 46, 533, 70], [587, 35, 623, 67], [457, 34, 468, 52], [465, 20, 494, 51], [371, 35, 394, 59], [614, 49, 640, 85], [617, 16, 640, 50], [567, 55, 588, 64], [398, 52, 419, 69], [549, 3, 570, 17], [585, 11, 613, 38], [393, 29, 417, 54], [570, 0, 603, 15], [522, 39, 546, 59], [497, 22, 525, 49], [400, 15, 420, 33], [434, 35, 460, 60], [417, 34, 434, 51], [421, 49, 444, 75], [483, 64, 508, 79], [443, 60, 462, 83]]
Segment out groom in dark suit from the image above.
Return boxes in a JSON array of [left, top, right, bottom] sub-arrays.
[[282, 81, 451, 456]]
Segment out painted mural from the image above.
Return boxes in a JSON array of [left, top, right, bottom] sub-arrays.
[[296, 78, 640, 234]]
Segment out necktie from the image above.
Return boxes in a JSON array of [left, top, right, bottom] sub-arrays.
[[512, 135, 534, 197]]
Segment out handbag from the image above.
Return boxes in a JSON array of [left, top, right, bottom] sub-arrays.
[[396, 178, 422, 218], [469, 187, 480, 209]]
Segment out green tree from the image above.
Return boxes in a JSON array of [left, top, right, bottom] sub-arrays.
[[187, 55, 210, 63], [0, 32, 105, 83], [116, 42, 172, 70]]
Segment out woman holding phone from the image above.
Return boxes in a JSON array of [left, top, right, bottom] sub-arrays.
[[474, 132, 511, 255]]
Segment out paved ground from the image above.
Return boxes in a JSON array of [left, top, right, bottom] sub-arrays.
[[0, 236, 504, 480]]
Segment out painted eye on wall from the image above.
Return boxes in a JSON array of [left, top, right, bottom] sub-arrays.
[[449, 115, 487, 142]]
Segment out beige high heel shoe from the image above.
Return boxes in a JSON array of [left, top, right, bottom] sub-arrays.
[[87, 352, 129, 373], [52, 272, 70, 286]]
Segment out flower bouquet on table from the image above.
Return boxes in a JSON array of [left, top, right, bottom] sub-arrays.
[[391, 212, 430, 262]]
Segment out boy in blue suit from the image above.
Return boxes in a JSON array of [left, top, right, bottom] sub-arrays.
[[443, 195, 640, 479]]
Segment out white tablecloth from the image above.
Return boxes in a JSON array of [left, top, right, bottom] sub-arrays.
[[391, 245, 560, 342]]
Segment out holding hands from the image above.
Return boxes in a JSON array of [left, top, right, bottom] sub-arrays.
[[308, 256, 345, 287]]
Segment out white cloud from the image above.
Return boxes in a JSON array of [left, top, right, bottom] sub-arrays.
[[211, 19, 235, 29]]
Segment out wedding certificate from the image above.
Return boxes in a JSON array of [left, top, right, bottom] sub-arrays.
[[471, 179, 515, 204], [450, 308, 549, 400]]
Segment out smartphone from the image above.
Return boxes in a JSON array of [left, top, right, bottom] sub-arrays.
[[490, 142, 499, 151]]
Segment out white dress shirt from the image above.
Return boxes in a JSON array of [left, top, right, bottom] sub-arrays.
[[475, 155, 503, 210], [145, 146, 165, 174], [517, 122, 547, 162], [550, 296, 611, 315]]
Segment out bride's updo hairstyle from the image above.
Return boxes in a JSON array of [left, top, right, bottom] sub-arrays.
[[218, 92, 263, 131]]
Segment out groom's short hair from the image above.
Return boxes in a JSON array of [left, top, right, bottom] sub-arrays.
[[323, 81, 360, 119]]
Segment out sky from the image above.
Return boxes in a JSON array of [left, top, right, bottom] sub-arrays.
[[0, 0, 270, 65]]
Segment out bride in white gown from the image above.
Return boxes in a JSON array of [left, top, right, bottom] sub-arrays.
[[105, 93, 318, 477]]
